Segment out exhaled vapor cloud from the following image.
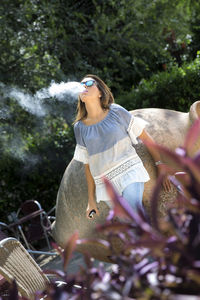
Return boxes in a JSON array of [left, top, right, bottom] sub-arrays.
[[1, 81, 84, 117]]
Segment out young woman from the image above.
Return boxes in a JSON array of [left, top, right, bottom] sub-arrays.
[[73, 74, 171, 219]]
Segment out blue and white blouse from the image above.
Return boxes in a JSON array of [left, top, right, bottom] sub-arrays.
[[73, 103, 150, 202]]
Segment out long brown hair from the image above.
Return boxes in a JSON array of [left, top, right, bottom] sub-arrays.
[[73, 74, 114, 124]]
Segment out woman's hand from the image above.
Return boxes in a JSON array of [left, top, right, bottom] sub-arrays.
[[84, 164, 99, 219], [157, 164, 173, 192], [139, 130, 175, 192], [162, 175, 173, 192], [86, 202, 100, 219]]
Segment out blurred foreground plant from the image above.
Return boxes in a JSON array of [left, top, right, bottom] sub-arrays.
[[5, 119, 200, 299]]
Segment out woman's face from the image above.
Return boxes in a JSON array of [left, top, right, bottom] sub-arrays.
[[80, 77, 101, 103]]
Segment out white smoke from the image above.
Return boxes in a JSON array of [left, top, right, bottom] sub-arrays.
[[38, 81, 85, 101], [0, 108, 10, 119], [9, 89, 46, 117], [1, 128, 40, 167], [0, 80, 85, 166], [2, 81, 84, 117]]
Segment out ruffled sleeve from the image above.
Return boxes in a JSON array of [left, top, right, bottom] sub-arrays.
[[113, 104, 148, 144], [73, 122, 89, 164], [127, 116, 148, 144]]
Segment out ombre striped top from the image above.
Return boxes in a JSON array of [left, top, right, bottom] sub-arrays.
[[73, 103, 150, 202]]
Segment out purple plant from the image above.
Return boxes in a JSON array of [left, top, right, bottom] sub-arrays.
[[6, 118, 200, 299]]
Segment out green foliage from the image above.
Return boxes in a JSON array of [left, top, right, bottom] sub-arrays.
[[0, 0, 194, 94], [117, 55, 200, 112], [0, 0, 64, 91], [0, 94, 75, 220], [188, 1, 200, 60]]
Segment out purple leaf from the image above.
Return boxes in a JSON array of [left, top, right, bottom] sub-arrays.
[[106, 208, 115, 221], [169, 175, 184, 192], [150, 173, 166, 231], [122, 275, 135, 296], [144, 139, 200, 185], [143, 140, 185, 171], [139, 261, 158, 275], [77, 238, 110, 250], [103, 177, 152, 233], [184, 157, 200, 184], [134, 258, 149, 271], [175, 147, 187, 157], [43, 269, 66, 278], [83, 252, 92, 268], [166, 236, 177, 244], [173, 172, 191, 187], [187, 198, 200, 212], [193, 261, 200, 268], [127, 237, 166, 250], [63, 231, 79, 271], [183, 117, 200, 152], [103, 177, 135, 220], [186, 269, 200, 285], [8, 280, 19, 300], [175, 193, 200, 213], [194, 151, 200, 166], [97, 222, 133, 233], [51, 241, 64, 260]]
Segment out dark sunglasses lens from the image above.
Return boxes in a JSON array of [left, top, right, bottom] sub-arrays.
[[86, 80, 94, 87], [81, 80, 95, 87]]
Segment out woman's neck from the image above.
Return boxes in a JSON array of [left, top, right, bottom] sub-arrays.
[[81, 102, 109, 125], [85, 102, 105, 120]]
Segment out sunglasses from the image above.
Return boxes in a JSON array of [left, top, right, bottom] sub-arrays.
[[80, 80, 96, 87]]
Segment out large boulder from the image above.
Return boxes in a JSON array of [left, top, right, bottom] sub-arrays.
[[52, 101, 200, 261]]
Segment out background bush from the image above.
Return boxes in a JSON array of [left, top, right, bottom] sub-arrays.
[[0, 0, 195, 94], [0, 93, 75, 220], [117, 54, 200, 112]]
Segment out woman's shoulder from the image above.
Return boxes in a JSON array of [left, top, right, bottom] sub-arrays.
[[110, 103, 123, 110], [73, 120, 82, 133], [110, 103, 131, 117]]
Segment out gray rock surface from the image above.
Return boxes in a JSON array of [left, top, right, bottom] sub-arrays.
[[52, 101, 200, 261]]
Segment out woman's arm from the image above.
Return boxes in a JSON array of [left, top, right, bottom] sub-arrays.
[[84, 164, 100, 219], [139, 129, 173, 192]]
